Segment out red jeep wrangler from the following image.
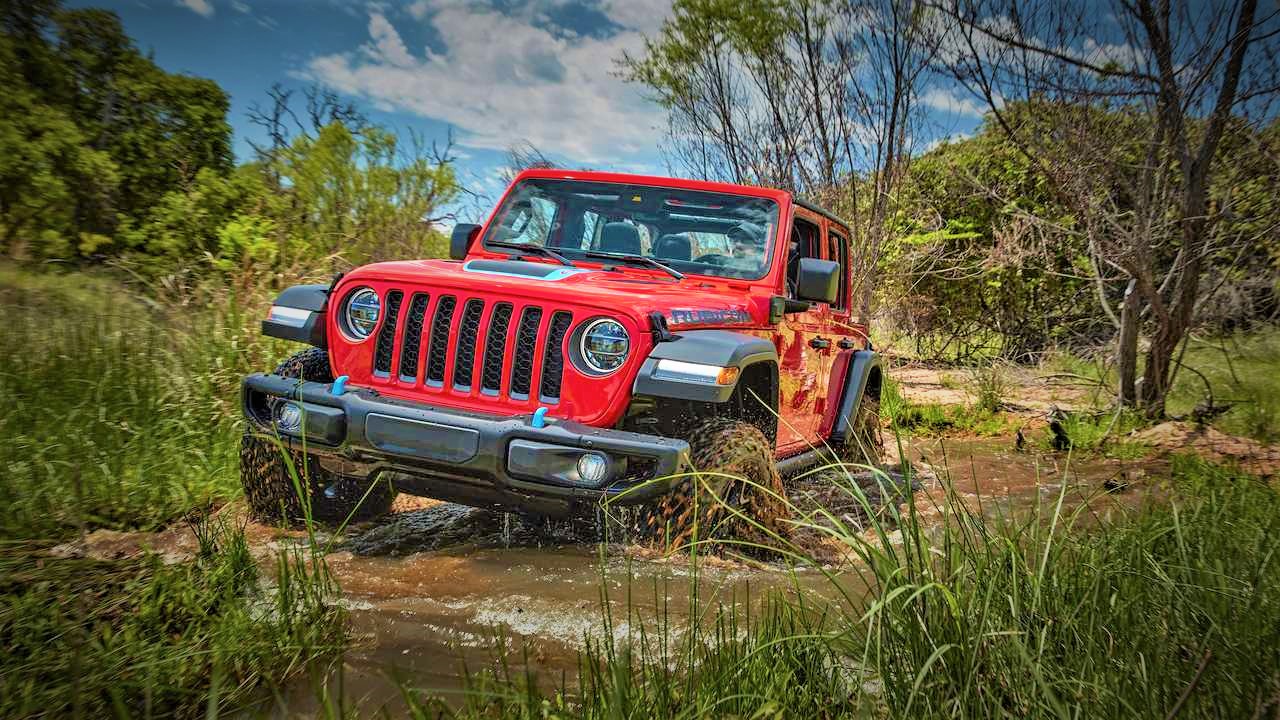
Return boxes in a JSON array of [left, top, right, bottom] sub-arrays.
[[241, 169, 883, 547]]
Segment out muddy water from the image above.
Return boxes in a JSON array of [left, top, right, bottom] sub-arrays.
[[45, 436, 1151, 715], [264, 436, 1151, 715]]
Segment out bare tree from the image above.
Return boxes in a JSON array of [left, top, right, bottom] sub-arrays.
[[623, 0, 936, 322], [247, 82, 369, 169], [933, 0, 1280, 416]]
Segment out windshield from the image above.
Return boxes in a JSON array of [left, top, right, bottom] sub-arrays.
[[480, 178, 780, 280]]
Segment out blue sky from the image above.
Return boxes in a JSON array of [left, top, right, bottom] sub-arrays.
[[72, 0, 987, 213]]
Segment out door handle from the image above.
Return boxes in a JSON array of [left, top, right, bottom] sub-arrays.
[[837, 338, 858, 350], [808, 337, 831, 350]]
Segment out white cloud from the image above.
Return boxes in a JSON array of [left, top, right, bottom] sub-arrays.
[[599, 0, 671, 35], [178, 0, 214, 17], [305, 0, 673, 163], [920, 87, 994, 118], [921, 131, 973, 154]]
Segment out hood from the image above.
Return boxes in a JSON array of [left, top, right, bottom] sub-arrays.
[[338, 258, 772, 330], [324, 257, 773, 427]]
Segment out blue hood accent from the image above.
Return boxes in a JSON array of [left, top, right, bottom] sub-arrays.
[[463, 259, 588, 281]]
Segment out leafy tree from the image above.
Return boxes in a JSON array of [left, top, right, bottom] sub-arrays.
[[0, 0, 231, 257], [0, 30, 116, 257]]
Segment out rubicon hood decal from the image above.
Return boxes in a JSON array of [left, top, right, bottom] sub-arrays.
[[667, 308, 753, 327]]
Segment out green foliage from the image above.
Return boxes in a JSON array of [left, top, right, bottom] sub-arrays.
[[0, 3, 231, 258], [880, 376, 1015, 436], [887, 104, 1103, 360], [0, 1, 460, 281]]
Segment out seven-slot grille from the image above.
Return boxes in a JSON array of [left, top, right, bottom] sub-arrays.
[[371, 291, 577, 404]]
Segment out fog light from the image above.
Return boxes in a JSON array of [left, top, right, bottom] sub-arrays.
[[576, 452, 610, 485], [275, 402, 303, 433]]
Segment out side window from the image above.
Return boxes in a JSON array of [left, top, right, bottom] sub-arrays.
[[786, 217, 822, 299], [828, 228, 849, 311]]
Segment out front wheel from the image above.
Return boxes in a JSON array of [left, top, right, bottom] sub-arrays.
[[240, 348, 396, 527], [639, 418, 788, 553]]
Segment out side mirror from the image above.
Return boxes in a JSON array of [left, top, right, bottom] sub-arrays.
[[795, 257, 839, 305], [450, 223, 481, 261]]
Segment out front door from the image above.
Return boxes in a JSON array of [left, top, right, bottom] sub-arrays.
[[817, 223, 867, 439], [775, 214, 832, 454]]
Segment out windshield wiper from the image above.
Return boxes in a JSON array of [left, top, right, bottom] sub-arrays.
[[487, 241, 575, 267], [583, 251, 684, 280]]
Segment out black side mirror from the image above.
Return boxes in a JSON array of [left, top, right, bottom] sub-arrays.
[[450, 223, 481, 260], [795, 257, 839, 305]]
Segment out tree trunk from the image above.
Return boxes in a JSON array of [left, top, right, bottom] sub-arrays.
[[1140, 319, 1176, 418], [1117, 278, 1140, 406]]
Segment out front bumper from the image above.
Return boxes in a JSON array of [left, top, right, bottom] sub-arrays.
[[242, 374, 690, 516]]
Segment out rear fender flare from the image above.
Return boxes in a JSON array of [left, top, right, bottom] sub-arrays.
[[831, 350, 883, 444]]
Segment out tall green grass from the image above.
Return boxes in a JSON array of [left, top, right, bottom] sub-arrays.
[[0, 266, 346, 717], [1167, 332, 1280, 442], [376, 456, 1280, 719], [0, 521, 345, 718], [0, 266, 285, 537]]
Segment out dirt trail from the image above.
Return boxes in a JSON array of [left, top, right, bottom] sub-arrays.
[[893, 363, 1096, 414], [1130, 421, 1280, 477]]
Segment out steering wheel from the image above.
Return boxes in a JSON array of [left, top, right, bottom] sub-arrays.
[[693, 253, 730, 266]]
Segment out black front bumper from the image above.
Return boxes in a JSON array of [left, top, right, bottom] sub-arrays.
[[242, 374, 690, 516]]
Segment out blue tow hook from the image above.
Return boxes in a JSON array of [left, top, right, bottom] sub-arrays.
[[531, 406, 549, 428], [331, 375, 349, 396]]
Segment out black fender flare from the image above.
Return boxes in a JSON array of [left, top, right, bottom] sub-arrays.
[[831, 349, 883, 444], [632, 329, 777, 404], [262, 283, 330, 348]]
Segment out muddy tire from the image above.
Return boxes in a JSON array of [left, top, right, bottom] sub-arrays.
[[640, 418, 788, 553], [840, 393, 884, 467], [240, 348, 396, 526]]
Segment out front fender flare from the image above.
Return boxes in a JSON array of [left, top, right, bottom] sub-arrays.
[[631, 329, 777, 403], [263, 283, 330, 348]]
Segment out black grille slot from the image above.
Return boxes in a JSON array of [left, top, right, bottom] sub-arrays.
[[372, 290, 403, 375], [539, 311, 572, 402], [510, 307, 543, 399], [424, 295, 457, 385], [481, 303, 513, 394], [398, 293, 430, 382], [453, 299, 484, 390]]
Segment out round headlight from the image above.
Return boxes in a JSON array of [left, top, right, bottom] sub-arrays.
[[343, 288, 381, 340], [579, 318, 629, 374]]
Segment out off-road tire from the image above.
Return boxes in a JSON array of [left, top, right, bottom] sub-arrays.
[[240, 348, 396, 526], [840, 394, 884, 467], [640, 418, 788, 553]]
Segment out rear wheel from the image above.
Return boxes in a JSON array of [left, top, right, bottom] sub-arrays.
[[240, 348, 396, 526], [640, 418, 788, 553], [839, 393, 883, 467]]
